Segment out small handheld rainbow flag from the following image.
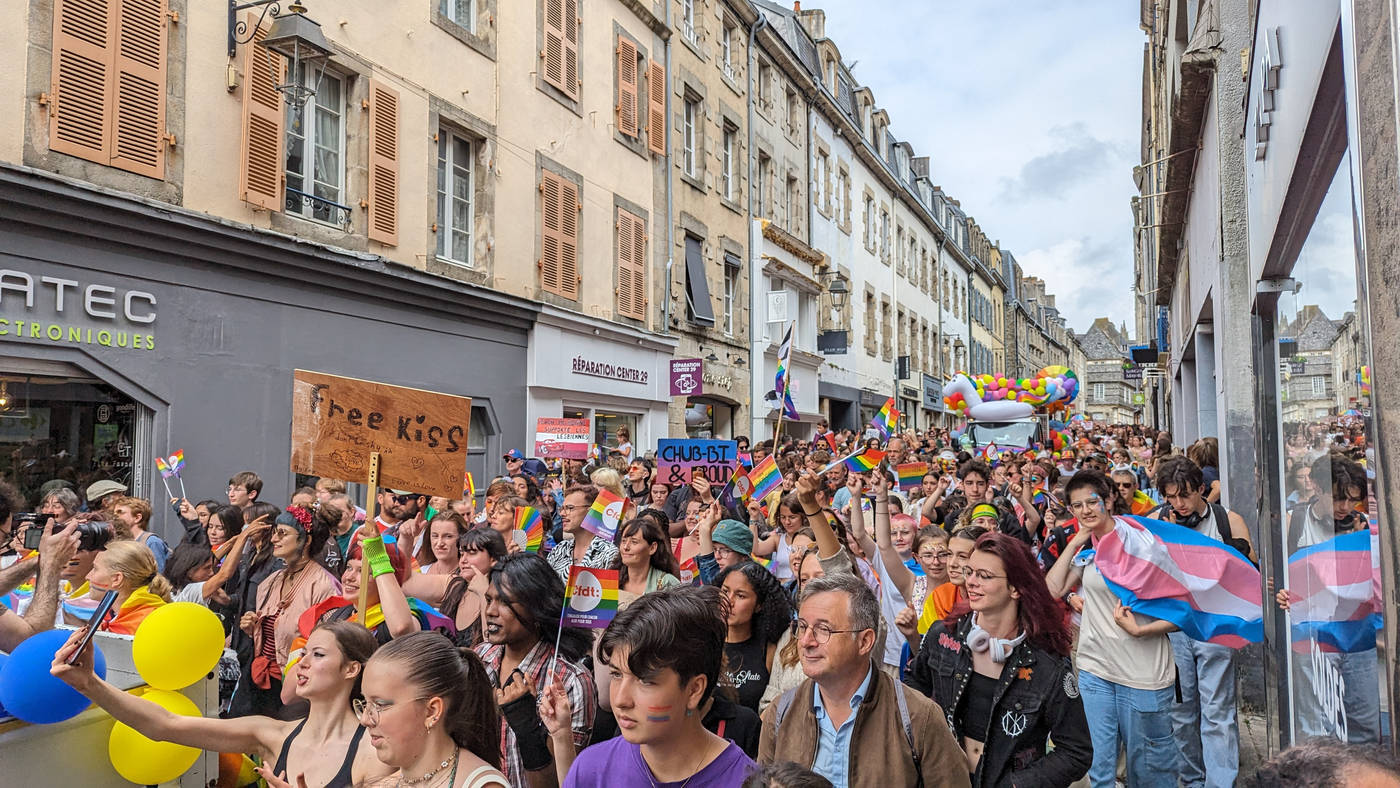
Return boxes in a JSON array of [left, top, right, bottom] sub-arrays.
[[154, 450, 185, 478], [719, 464, 754, 511], [896, 462, 929, 492], [822, 431, 839, 453], [870, 398, 899, 440], [514, 506, 545, 552], [562, 566, 619, 629], [979, 442, 999, 464], [464, 471, 476, 500], [581, 488, 630, 541], [844, 448, 886, 473], [747, 454, 783, 502]]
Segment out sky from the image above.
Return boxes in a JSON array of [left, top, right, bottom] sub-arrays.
[[813, 0, 1145, 335]]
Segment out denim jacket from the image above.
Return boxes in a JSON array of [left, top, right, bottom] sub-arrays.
[[905, 615, 1091, 788]]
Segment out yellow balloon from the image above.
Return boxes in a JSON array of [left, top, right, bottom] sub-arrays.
[[133, 602, 224, 690], [108, 689, 202, 784]]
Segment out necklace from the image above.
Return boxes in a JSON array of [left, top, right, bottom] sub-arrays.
[[636, 738, 713, 788], [399, 747, 458, 786]]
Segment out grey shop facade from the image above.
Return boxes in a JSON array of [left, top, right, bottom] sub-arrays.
[[0, 166, 535, 534]]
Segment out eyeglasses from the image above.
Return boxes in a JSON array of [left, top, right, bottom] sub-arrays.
[[385, 494, 410, 504], [1115, 482, 1135, 490], [353, 696, 428, 724], [794, 619, 870, 644], [965, 569, 1006, 582], [918, 550, 952, 561], [559, 504, 585, 514], [1068, 497, 1104, 513]]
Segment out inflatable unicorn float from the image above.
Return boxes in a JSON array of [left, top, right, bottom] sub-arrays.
[[942, 365, 1080, 421]]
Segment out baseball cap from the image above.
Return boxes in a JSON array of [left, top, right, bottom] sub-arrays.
[[86, 479, 128, 503], [712, 519, 754, 556], [503, 449, 525, 461]]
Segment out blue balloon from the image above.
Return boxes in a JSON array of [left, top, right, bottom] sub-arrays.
[[0, 653, 7, 716], [0, 629, 106, 724]]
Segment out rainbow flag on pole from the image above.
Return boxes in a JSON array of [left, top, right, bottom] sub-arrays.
[[514, 506, 545, 552], [580, 488, 630, 541], [870, 398, 899, 440], [896, 462, 929, 492], [563, 566, 619, 629], [747, 454, 783, 502], [154, 450, 185, 478], [844, 448, 886, 473], [774, 322, 800, 421]]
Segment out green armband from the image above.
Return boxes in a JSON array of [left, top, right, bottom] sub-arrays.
[[360, 536, 394, 578]]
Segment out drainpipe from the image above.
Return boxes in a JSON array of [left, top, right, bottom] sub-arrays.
[[747, 11, 769, 441], [661, 1, 675, 332]]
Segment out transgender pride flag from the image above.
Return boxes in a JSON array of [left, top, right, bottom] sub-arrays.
[[1285, 529, 1382, 654], [1092, 515, 1263, 648]]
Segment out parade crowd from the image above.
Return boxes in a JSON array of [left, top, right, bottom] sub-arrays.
[[0, 418, 1396, 787]]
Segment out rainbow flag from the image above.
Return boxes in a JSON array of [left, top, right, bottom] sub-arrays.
[[719, 463, 753, 511], [563, 566, 619, 629], [774, 322, 800, 421], [747, 454, 783, 502], [896, 462, 928, 492], [844, 448, 885, 473], [463, 471, 476, 500], [580, 488, 630, 541], [979, 442, 999, 464], [870, 398, 899, 440], [821, 431, 838, 453], [515, 506, 545, 552], [154, 450, 185, 478]]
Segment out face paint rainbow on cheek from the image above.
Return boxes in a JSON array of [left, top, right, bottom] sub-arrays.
[[645, 705, 673, 723]]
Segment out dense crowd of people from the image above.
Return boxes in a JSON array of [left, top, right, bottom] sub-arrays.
[[0, 417, 1394, 787]]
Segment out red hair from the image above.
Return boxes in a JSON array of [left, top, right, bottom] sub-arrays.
[[348, 539, 412, 584], [974, 532, 1072, 657]]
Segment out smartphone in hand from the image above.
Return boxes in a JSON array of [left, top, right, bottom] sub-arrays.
[[66, 590, 119, 665]]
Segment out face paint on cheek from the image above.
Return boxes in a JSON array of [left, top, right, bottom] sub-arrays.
[[645, 705, 673, 722]]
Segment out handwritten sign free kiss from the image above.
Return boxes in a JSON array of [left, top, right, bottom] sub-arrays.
[[290, 370, 471, 499]]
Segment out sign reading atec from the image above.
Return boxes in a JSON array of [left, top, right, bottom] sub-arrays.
[[291, 370, 471, 499]]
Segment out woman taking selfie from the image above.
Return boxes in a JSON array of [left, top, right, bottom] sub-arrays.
[[52, 621, 393, 788], [906, 533, 1090, 786]]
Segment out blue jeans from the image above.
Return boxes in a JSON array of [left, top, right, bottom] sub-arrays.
[[1079, 670, 1178, 787], [1169, 632, 1238, 787], [1292, 645, 1381, 743]]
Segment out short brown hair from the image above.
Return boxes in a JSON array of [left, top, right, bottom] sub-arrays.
[[314, 478, 346, 494], [113, 496, 152, 527], [228, 471, 263, 499]]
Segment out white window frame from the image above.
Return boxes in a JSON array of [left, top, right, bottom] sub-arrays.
[[721, 20, 735, 80], [864, 195, 875, 243], [683, 98, 698, 177], [681, 0, 697, 44], [284, 66, 346, 226], [1311, 376, 1326, 397], [436, 130, 474, 267], [440, 0, 473, 31], [723, 263, 739, 337], [1093, 382, 1105, 402], [722, 127, 735, 201]]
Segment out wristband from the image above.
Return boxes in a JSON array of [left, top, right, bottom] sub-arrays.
[[360, 536, 395, 578], [802, 507, 821, 517]]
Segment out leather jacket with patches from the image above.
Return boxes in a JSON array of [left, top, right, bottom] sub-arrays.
[[904, 615, 1092, 788]]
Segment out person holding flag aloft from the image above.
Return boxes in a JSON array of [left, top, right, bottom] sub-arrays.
[[546, 484, 621, 584]]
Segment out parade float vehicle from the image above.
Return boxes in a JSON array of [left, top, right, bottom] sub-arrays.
[[942, 366, 1080, 451]]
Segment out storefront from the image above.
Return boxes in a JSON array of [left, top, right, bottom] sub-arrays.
[[1246, 1, 1398, 749], [818, 380, 862, 433], [0, 166, 534, 524], [527, 308, 675, 456]]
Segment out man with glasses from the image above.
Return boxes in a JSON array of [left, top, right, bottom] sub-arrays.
[[758, 572, 968, 787], [545, 483, 619, 582], [1152, 455, 1253, 788]]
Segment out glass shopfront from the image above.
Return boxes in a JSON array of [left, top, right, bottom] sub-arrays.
[[684, 397, 735, 439]]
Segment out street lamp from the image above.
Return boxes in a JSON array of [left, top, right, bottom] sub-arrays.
[[823, 274, 850, 311], [229, 2, 334, 106]]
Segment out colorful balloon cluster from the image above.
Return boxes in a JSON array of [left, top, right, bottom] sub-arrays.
[[943, 365, 1080, 416]]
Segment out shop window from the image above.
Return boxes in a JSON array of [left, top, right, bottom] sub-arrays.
[[685, 398, 733, 439], [594, 411, 637, 455]]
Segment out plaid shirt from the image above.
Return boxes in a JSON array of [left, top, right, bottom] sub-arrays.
[[475, 639, 596, 788]]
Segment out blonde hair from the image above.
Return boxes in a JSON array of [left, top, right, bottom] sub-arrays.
[[589, 468, 625, 497], [100, 540, 173, 601]]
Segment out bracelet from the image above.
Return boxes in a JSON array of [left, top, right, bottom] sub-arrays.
[[802, 507, 822, 517]]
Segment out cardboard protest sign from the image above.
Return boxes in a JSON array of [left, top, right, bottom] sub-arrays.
[[655, 438, 739, 487], [290, 370, 471, 499], [533, 418, 591, 459]]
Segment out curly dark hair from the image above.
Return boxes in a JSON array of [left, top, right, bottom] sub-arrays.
[[714, 560, 792, 647], [1249, 739, 1400, 787]]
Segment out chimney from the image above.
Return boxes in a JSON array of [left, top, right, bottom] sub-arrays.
[[911, 156, 930, 178], [794, 1, 801, 10]]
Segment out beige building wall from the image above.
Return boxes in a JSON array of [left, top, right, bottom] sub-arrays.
[[0, 2, 29, 165]]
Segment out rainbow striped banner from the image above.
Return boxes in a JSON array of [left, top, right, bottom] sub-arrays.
[[563, 566, 619, 629], [896, 462, 928, 492], [515, 506, 545, 552]]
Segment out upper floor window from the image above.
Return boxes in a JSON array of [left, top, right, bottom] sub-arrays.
[[721, 19, 736, 80], [786, 89, 802, 134], [436, 131, 473, 266], [723, 262, 740, 337], [440, 0, 473, 31], [722, 126, 736, 201], [683, 97, 699, 177], [758, 61, 774, 108], [285, 67, 345, 224], [681, 0, 698, 45]]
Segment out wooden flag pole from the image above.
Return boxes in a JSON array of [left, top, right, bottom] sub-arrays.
[[357, 452, 381, 629]]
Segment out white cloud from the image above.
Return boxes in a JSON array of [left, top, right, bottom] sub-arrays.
[[814, 0, 1143, 333]]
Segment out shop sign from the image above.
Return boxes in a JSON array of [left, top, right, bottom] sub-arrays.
[[290, 370, 471, 499], [922, 374, 943, 411], [1122, 366, 1142, 381], [534, 417, 591, 459], [1132, 393, 1146, 405], [818, 329, 848, 355], [669, 358, 703, 396], [572, 355, 649, 384], [655, 438, 738, 486], [0, 269, 157, 351], [703, 371, 733, 391]]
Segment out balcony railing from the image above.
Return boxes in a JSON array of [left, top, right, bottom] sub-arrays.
[[285, 187, 353, 228]]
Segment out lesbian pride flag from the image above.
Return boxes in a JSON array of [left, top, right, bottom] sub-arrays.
[[581, 488, 630, 541], [870, 398, 899, 440], [747, 454, 783, 502], [1091, 515, 1262, 648], [1285, 529, 1382, 654], [896, 462, 928, 492]]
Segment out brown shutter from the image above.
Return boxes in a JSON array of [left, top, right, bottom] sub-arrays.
[[646, 60, 666, 156], [109, 0, 166, 178], [367, 79, 400, 246], [238, 13, 285, 210], [539, 172, 564, 296], [541, 0, 565, 95], [559, 176, 580, 299], [616, 209, 647, 321], [562, 0, 580, 99], [49, 0, 114, 165], [616, 36, 638, 138]]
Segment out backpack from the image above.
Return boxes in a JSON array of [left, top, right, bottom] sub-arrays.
[[773, 673, 924, 788]]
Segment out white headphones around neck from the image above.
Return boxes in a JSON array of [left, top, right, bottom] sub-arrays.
[[966, 613, 1027, 663]]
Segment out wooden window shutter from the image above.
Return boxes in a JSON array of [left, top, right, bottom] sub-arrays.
[[541, 0, 565, 95], [558, 176, 580, 299], [615, 36, 638, 137], [616, 209, 647, 321], [49, 0, 115, 165], [367, 79, 400, 246], [562, 0, 580, 99], [109, 0, 167, 178], [646, 60, 665, 156], [539, 171, 565, 297], [238, 14, 285, 210]]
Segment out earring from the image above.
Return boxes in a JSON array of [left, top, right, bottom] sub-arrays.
[[684, 708, 694, 718]]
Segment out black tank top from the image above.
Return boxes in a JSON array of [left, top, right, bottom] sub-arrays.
[[723, 636, 770, 712], [272, 718, 366, 788]]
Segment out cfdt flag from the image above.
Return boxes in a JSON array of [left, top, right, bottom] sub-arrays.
[[563, 566, 619, 629]]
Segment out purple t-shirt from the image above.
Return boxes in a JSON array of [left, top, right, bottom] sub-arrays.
[[564, 738, 754, 787]]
